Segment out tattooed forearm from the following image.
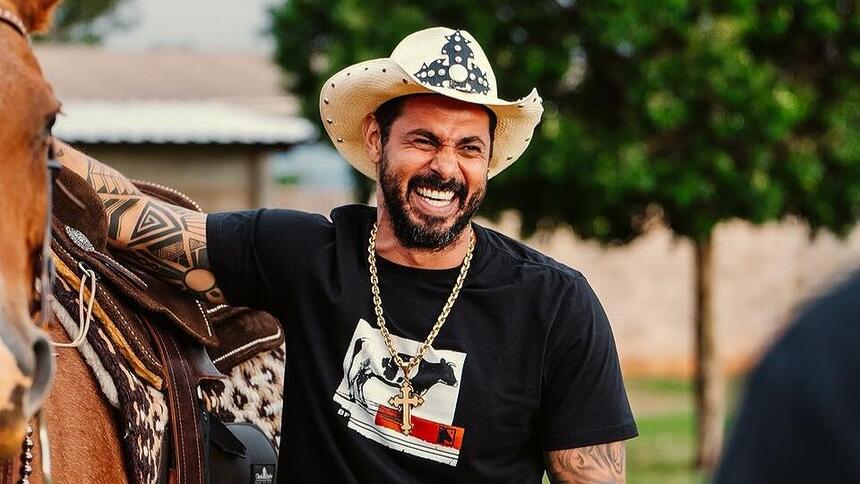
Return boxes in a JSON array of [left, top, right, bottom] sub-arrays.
[[53, 140, 225, 303], [544, 442, 626, 484], [121, 203, 222, 301], [86, 156, 140, 196]]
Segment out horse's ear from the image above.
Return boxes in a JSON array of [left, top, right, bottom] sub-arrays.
[[440, 358, 447, 364], [20, 0, 62, 33]]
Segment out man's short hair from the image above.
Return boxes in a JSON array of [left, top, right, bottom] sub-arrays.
[[373, 94, 497, 157]]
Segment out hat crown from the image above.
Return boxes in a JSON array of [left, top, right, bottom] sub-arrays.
[[391, 27, 498, 99], [318, 26, 542, 181]]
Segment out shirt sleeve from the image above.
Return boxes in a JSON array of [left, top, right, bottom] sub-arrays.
[[206, 209, 332, 313], [540, 275, 638, 450]]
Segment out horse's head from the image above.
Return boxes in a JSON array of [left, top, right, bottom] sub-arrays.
[[0, 0, 62, 457]]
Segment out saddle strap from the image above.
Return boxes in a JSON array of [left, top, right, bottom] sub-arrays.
[[146, 322, 208, 484]]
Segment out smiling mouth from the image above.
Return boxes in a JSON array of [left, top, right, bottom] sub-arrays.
[[414, 186, 456, 207]]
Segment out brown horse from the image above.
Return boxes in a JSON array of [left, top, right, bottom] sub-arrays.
[[1, 5, 139, 481], [3, 6, 282, 483], [0, 0, 61, 459]]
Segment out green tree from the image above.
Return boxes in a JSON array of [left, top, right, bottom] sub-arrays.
[[272, 0, 860, 471]]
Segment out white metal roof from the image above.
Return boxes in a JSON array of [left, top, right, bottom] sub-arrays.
[[54, 100, 317, 146], [34, 45, 288, 102]]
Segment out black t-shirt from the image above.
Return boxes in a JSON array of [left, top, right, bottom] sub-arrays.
[[207, 204, 637, 483], [713, 273, 860, 484]]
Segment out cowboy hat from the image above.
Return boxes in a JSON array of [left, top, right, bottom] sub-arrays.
[[319, 26, 543, 180]]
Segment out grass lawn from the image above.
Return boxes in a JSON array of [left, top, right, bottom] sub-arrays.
[[626, 378, 706, 483], [543, 377, 742, 483], [627, 410, 707, 483]]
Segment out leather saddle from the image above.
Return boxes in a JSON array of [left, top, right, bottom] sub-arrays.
[[49, 166, 284, 483]]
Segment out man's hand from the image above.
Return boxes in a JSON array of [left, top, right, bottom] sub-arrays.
[[544, 442, 626, 484], [54, 140, 226, 303]]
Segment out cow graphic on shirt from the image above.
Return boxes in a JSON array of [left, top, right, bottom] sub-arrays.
[[346, 337, 459, 408], [333, 319, 468, 466]]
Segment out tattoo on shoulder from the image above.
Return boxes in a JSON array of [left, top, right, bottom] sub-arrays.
[[545, 442, 626, 484]]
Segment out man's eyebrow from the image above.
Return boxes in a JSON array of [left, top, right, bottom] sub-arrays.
[[404, 129, 441, 144], [457, 136, 487, 147]]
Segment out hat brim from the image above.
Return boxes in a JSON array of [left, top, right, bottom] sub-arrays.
[[319, 58, 543, 180]]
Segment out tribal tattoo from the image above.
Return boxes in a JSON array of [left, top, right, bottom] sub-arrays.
[[56, 145, 225, 303], [544, 442, 626, 484], [116, 202, 221, 300], [87, 156, 140, 196]]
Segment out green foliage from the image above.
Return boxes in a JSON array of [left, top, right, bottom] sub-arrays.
[[271, 0, 860, 242]]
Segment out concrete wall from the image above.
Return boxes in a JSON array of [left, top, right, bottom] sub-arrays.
[[488, 216, 860, 377]]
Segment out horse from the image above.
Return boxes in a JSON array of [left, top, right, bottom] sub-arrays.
[[0, 3, 127, 482], [3, 5, 285, 483], [0, 0, 62, 460]]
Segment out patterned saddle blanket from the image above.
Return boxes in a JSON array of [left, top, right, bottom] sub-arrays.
[[49, 167, 285, 484]]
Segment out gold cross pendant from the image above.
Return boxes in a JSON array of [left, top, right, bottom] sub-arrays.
[[388, 380, 424, 435]]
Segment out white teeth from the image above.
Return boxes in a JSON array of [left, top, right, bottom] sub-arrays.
[[426, 198, 449, 207], [416, 187, 454, 201]]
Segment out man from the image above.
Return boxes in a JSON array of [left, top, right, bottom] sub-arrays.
[[58, 27, 637, 482], [713, 272, 860, 483]]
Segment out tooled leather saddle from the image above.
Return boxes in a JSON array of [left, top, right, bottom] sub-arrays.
[[48, 166, 284, 484]]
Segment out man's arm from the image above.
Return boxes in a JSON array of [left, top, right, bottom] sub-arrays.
[[54, 140, 226, 303], [544, 442, 626, 484]]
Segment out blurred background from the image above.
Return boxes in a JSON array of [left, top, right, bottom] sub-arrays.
[[36, 0, 860, 482]]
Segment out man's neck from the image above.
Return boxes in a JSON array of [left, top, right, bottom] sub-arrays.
[[374, 211, 473, 270]]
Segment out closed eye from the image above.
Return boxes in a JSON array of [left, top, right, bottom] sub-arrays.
[[412, 137, 438, 149]]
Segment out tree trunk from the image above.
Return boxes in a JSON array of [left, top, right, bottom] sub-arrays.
[[694, 235, 724, 471]]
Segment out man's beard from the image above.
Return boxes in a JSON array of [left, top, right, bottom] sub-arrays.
[[379, 154, 486, 251]]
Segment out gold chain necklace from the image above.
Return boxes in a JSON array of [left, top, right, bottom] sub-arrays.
[[367, 222, 475, 435]]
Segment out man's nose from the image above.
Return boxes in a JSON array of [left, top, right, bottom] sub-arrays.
[[428, 146, 460, 179]]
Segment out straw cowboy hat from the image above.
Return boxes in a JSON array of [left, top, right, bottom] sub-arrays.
[[319, 26, 544, 180]]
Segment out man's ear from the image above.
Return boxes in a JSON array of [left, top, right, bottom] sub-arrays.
[[362, 114, 383, 164]]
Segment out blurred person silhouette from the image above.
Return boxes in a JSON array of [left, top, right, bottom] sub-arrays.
[[713, 272, 860, 483]]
